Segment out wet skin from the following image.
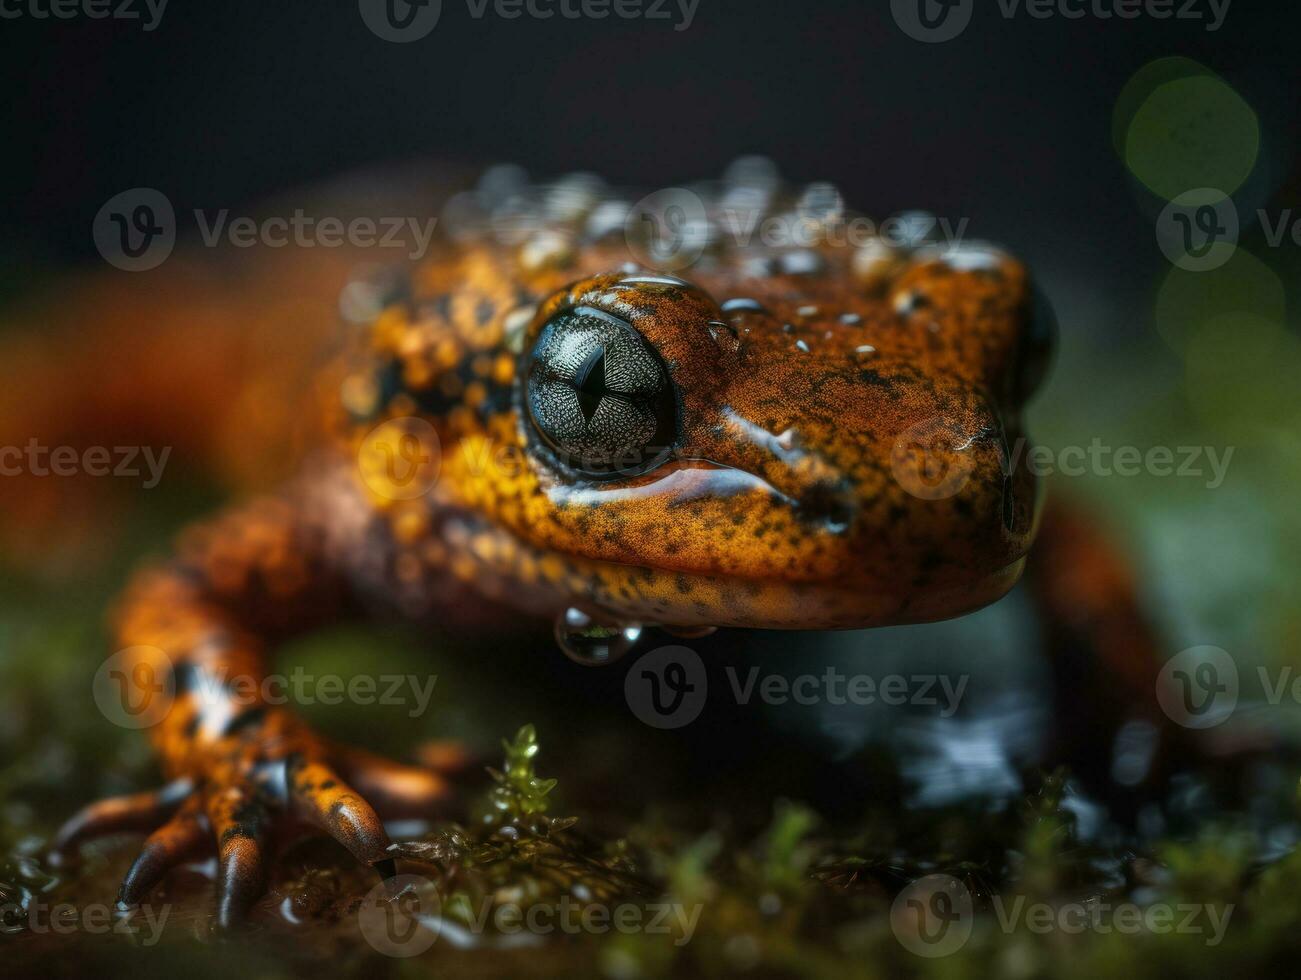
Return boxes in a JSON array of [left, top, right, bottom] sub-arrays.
[[53, 167, 1052, 927]]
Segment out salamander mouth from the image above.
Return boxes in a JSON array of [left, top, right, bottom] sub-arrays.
[[462, 489, 1029, 629], [544, 458, 857, 536]]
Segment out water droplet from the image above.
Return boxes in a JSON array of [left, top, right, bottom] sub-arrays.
[[920, 240, 1008, 273], [724, 155, 780, 190], [554, 608, 641, 666], [796, 182, 844, 224], [797, 305, 819, 318], [839, 312, 862, 325], [519, 230, 575, 272], [721, 297, 769, 315], [853, 344, 878, 363], [778, 249, 826, 276], [707, 320, 741, 351], [503, 305, 536, 353], [585, 199, 632, 241], [795, 339, 811, 353]]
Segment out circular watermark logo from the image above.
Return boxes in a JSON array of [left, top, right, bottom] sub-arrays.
[[624, 645, 708, 729], [891, 0, 973, 43], [357, 874, 442, 956], [891, 873, 974, 957], [357, 416, 442, 501], [624, 188, 710, 272], [1156, 645, 1239, 729], [93, 188, 176, 272], [1156, 189, 1239, 272], [358, 0, 442, 42], [890, 418, 979, 501], [92, 645, 175, 730]]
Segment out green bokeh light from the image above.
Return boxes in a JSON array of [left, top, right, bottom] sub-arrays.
[[1184, 312, 1301, 443], [1118, 61, 1260, 200], [1154, 249, 1285, 354]]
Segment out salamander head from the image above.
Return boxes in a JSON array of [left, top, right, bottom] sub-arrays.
[[340, 165, 1053, 630]]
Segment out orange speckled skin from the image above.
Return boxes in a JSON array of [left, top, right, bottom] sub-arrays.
[[56, 169, 1051, 926], [340, 184, 1045, 631]]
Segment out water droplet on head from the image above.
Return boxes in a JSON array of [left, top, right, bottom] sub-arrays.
[[721, 297, 769, 316], [922, 240, 1009, 274], [777, 249, 826, 277], [724, 155, 781, 191], [707, 320, 741, 351], [554, 608, 642, 666], [502, 305, 536, 353], [853, 344, 878, 363], [585, 199, 632, 241], [796, 182, 844, 224], [519, 230, 575, 272]]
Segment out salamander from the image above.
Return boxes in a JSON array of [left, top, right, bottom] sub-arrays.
[[53, 161, 1145, 928]]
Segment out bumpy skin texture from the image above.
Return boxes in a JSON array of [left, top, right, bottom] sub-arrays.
[[55, 166, 1051, 926]]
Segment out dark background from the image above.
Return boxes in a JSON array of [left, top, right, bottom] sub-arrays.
[[4, 0, 1299, 292]]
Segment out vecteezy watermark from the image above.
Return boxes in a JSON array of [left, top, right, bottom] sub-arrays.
[[623, 646, 968, 729], [891, 874, 1234, 957], [1156, 646, 1239, 729], [0, 439, 171, 488], [625, 186, 970, 273], [0, 899, 171, 945], [93, 188, 440, 272], [92, 645, 440, 730], [1157, 646, 1301, 729], [357, 874, 702, 956], [891, 874, 975, 957], [725, 667, 968, 717], [990, 895, 1233, 946], [891, 423, 1235, 502], [891, 0, 1229, 43], [1156, 189, 1239, 272], [356, 417, 443, 501], [0, 0, 168, 30], [625, 645, 709, 729], [93, 645, 176, 730], [1157, 189, 1301, 272], [359, 0, 698, 42]]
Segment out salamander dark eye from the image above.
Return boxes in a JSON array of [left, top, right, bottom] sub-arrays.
[[526, 306, 677, 477]]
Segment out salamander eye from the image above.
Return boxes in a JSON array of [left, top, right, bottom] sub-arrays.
[[526, 306, 677, 477]]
